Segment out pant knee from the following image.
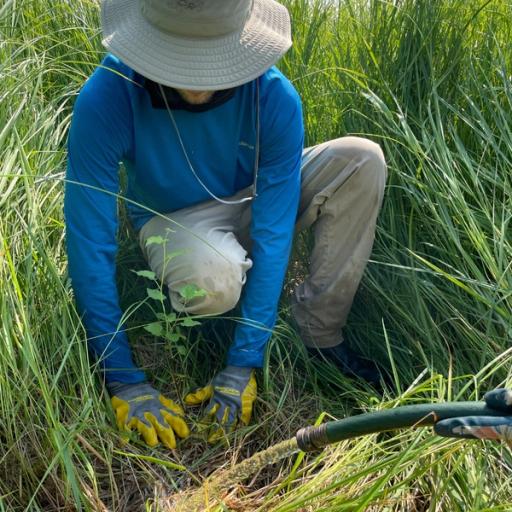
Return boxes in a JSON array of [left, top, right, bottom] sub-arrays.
[[329, 136, 387, 189], [168, 252, 248, 315], [361, 139, 387, 187]]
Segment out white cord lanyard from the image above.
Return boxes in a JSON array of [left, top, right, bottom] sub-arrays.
[[159, 80, 260, 205]]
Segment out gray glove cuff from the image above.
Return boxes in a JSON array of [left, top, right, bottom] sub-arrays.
[[107, 381, 151, 396], [223, 366, 254, 378]]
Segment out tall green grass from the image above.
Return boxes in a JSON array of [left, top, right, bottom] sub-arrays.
[[1, 0, 511, 510]]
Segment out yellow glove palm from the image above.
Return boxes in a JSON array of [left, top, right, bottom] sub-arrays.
[[109, 382, 190, 449], [185, 366, 257, 443]]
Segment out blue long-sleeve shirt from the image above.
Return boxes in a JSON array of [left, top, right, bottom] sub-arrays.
[[65, 54, 304, 383]]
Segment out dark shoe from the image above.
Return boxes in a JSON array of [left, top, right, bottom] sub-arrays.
[[308, 343, 383, 387]]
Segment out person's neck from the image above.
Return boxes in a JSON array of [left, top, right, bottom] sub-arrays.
[[144, 78, 237, 112]]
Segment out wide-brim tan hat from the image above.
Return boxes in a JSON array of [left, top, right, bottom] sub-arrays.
[[101, 0, 292, 91]]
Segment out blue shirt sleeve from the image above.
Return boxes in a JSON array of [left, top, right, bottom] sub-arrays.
[[65, 56, 146, 384], [227, 74, 304, 368]]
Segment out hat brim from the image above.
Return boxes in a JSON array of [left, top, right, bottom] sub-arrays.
[[101, 0, 292, 91]]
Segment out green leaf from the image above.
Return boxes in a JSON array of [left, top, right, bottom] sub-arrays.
[[156, 312, 177, 323], [163, 331, 185, 342], [144, 322, 163, 336], [179, 283, 207, 301], [145, 235, 165, 246], [180, 317, 201, 328], [132, 269, 156, 280], [146, 288, 166, 301], [176, 345, 187, 356]]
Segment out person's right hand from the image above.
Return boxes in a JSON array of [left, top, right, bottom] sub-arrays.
[[434, 388, 512, 441], [108, 381, 190, 449]]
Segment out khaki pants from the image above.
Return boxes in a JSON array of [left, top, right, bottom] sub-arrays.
[[139, 136, 387, 348]]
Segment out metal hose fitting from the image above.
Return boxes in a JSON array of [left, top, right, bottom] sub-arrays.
[[296, 424, 329, 452]]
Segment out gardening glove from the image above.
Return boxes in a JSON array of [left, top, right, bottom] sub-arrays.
[[108, 381, 190, 449], [184, 366, 257, 443], [434, 388, 512, 442]]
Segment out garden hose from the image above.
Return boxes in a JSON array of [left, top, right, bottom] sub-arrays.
[[174, 398, 512, 509], [296, 401, 509, 451]]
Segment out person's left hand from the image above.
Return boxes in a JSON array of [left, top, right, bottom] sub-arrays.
[[434, 388, 512, 441], [184, 366, 257, 443]]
